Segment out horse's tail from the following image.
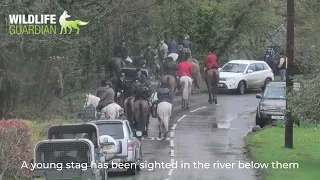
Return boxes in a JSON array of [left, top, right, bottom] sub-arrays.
[[167, 76, 171, 83], [126, 98, 132, 120], [139, 101, 143, 126], [163, 104, 170, 132], [182, 77, 189, 100]]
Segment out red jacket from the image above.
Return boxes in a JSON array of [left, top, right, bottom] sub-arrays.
[[178, 61, 192, 78], [206, 52, 218, 69]]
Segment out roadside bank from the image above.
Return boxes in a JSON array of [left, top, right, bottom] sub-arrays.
[[245, 127, 320, 180]]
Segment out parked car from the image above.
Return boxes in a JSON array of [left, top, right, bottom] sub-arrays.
[[90, 119, 142, 175], [33, 139, 104, 180], [255, 81, 286, 127], [218, 60, 274, 94], [119, 67, 159, 92]]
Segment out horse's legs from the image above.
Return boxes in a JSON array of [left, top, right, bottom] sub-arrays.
[[158, 117, 161, 138], [186, 99, 190, 109]]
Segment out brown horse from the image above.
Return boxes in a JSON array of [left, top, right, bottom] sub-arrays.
[[206, 68, 219, 104], [134, 99, 150, 138], [187, 58, 201, 93], [161, 75, 176, 94], [124, 96, 135, 124]]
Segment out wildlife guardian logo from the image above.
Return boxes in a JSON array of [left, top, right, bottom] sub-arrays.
[[8, 10, 89, 35]]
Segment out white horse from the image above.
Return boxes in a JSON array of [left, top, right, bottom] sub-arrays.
[[179, 76, 193, 109], [157, 101, 172, 139], [84, 93, 122, 119]]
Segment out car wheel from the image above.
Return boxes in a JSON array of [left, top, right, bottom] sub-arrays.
[[101, 169, 108, 180], [255, 112, 264, 128], [262, 78, 272, 91], [237, 81, 246, 95], [127, 162, 137, 175]]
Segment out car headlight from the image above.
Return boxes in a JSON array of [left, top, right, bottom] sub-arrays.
[[259, 104, 268, 111]]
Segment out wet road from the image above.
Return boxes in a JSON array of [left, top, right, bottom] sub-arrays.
[[109, 92, 260, 180]]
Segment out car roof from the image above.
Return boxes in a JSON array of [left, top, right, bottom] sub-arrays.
[[89, 119, 126, 124], [266, 81, 286, 87], [228, 60, 263, 64]]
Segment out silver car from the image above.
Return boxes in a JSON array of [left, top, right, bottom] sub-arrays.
[[255, 81, 286, 127], [91, 119, 142, 175]]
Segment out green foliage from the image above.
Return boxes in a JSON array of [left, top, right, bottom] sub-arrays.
[[287, 75, 320, 125]]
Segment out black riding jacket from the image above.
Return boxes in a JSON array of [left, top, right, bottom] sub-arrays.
[[157, 87, 172, 103], [134, 85, 150, 101]]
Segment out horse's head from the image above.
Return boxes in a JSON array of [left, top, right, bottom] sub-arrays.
[[83, 93, 91, 108]]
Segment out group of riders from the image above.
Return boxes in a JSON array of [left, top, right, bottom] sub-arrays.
[[94, 34, 220, 127]]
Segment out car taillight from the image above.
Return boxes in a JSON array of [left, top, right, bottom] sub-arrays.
[[128, 140, 133, 151], [270, 68, 273, 72]]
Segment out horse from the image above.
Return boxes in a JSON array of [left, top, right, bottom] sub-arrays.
[[161, 75, 176, 95], [206, 68, 219, 104], [84, 93, 122, 119], [134, 99, 150, 138], [123, 96, 135, 125], [179, 76, 192, 109], [157, 101, 172, 139], [187, 58, 201, 93]]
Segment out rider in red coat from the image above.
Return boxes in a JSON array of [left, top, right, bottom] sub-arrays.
[[205, 52, 218, 69], [178, 60, 192, 78]]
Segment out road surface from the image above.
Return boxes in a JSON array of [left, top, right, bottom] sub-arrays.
[[109, 92, 260, 180]]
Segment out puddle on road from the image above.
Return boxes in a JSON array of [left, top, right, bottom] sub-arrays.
[[212, 122, 231, 129]]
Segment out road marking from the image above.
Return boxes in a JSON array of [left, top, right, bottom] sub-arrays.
[[190, 106, 207, 113], [170, 140, 174, 147], [168, 169, 173, 176], [171, 158, 175, 164], [172, 124, 177, 130], [170, 131, 174, 138], [177, 114, 187, 122], [170, 149, 174, 157]]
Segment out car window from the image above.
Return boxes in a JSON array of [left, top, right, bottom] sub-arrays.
[[125, 122, 133, 136], [263, 86, 286, 99], [255, 63, 264, 71], [262, 63, 270, 70], [247, 64, 256, 71], [96, 123, 124, 139], [220, 63, 247, 73]]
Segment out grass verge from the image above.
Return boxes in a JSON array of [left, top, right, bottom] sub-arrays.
[[245, 127, 320, 180]]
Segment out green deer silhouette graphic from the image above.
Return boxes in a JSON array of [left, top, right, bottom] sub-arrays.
[[59, 10, 89, 34]]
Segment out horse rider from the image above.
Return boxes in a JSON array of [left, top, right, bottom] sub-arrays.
[[163, 56, 178, 82], [151, 80, 173, 118], [177, 45, 185, 64], [96, 81, 115, 112], [114, 40, 129, 61], [167, 36, 178, 54], [133, 80, 151, 110], [115, 72, 127, 100], [143, 44, 157, 69], [135, 68, 147, 85], [177, 49, 193, 90], [158, 40, 168, 62], [204, 51, 218, 81], [182, 34, 192, 52], [118, 108, 127, 120]]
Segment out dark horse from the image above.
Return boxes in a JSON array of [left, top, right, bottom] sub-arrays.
[[206, 68, 219, 104], [134, 99, 150, 138]]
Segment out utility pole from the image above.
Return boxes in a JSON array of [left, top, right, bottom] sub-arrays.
[[285, 0, 294, 148]]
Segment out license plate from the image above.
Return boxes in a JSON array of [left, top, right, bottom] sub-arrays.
[[218, 84, 223, 87], [103, 145, 114, 150], [271, 116, 284, 120]]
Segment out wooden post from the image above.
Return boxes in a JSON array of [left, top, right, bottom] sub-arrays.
[[285, 0, 294, 149]]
